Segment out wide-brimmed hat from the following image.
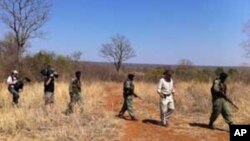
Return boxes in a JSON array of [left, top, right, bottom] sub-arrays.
[[12, 70, 18, 74]]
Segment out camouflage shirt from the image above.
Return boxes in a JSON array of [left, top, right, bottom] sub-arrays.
[[69, 77, 81, 94], [211, 78, 227, 101], [123, 79, 134, 96]]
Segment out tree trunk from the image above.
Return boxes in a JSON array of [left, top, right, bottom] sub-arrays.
[[115, 61, 122, 73], [17, 44, 22, 71]]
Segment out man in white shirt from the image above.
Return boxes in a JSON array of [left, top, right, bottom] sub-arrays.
[[7, 70, 19, 105], [157, 69, 175, 127]]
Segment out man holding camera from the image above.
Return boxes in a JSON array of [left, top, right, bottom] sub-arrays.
[[44, 69, 58, 106], [7, 70, 20, 105]]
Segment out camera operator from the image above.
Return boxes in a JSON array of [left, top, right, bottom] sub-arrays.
[[7, 70, 20, 105], [44, 69, 58, 106]]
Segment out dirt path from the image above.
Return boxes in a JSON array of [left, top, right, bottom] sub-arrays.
[[104, 83, 229, 141]]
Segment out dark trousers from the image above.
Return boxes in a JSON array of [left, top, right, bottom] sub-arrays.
[[8, 87, 19, 104]]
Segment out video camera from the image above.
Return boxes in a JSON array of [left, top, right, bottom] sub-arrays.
[[14, 77, 31, 92], [40, 68, 59, 78]]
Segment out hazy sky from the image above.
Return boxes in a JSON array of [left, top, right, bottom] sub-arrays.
[[1, 0, 250, 66]]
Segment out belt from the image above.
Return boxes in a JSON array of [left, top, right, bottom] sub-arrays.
[[163, 93, 171, 96], [162, 94, 171, 98]]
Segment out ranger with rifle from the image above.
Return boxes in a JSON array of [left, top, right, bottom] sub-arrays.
[[133, 93, 142, 100], [118, 73, 140, 121], [209, 72, 235, 129], [65, 71, 83, 115]]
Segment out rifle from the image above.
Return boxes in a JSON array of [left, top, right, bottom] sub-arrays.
[[219, 83, 239, 110], [225, 96, 239, 110], [133, 93, 142, 100]]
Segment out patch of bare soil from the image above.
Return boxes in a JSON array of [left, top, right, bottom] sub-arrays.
[[104, 84, 229, 141]]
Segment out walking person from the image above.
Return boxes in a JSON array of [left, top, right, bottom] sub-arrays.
[[157, 70, 175, 127], [208, 72, 233, 129], [44, 69, 57, 106], [65, 71, 83, 115], [7, 70, 20, 105], [118, 73, 138, 121]]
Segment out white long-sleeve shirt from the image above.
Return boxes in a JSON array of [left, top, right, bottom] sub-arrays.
[[7, 76, 17, 85], [157, 78, 175, 95]]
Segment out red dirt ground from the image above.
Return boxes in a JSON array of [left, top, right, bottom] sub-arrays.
[[104, 84, 229, 141]]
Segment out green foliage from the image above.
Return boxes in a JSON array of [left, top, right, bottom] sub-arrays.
[[145, 68, 165, 82], [33, 51, 55, 66], [227, 68, 239, 82], [194, 68, 214, 83], [228, 68, 239, 76], [144, 67, 215, 83], [54, 55, 74, 78], [174, 67, 193, 81], [20, 51, 75, 81], [214, 67, 225, 76]]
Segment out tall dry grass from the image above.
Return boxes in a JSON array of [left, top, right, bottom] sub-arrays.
[[0, 80, 250, 141], [135, 81, 250, 125], [131, 81, 250, 141], [0, 82, 122, 141]]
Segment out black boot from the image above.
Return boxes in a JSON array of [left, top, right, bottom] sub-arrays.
[[131, 116, 138, 121], [228, 122, 233, 129], [208, 121, 214, 129], [117, 112, 124, 118]]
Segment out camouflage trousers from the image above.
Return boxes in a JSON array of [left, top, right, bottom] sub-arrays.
[[209, 98, 233, 125], [119, 95, 135, 118], [8, 87, 20, 105], [65, 92, 83, 114]]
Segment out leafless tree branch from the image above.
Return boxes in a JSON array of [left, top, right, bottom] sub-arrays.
[[0, 0, 51, 68], [100, 34, 136, 72]]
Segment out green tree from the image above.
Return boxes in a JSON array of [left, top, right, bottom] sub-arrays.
[[214, 67, 224, 77]]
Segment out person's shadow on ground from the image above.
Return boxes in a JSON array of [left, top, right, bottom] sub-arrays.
[[142, 119, 163, 127], [189, 123, 229, 132]]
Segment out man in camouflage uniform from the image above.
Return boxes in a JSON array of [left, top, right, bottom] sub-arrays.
[[118, 73, 138, 121], [209, 72, 233, 129], [65, 71, 83, 115]]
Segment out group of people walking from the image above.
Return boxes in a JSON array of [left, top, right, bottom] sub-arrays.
[[117, 70, 234, 129], [6, 69, 82, 115], [5, 68, 234, 129], [117, 70, 177, 127]]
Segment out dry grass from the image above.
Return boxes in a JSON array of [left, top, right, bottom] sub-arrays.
[[0, 80, 250, 141], [0, 82, 122, 141], [135, 81, 250, 126], [131, 81, 250, 141]]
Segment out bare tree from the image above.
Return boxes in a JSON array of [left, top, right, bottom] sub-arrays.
[[178, 59, 194, 69], [0, 0, 51, 68], [100, 34, 135, 72], [71, 51, 82, 69]]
